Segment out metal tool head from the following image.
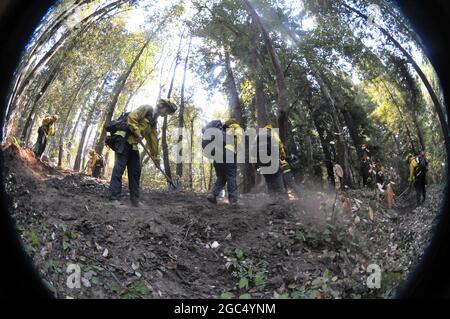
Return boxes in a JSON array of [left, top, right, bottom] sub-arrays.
[[168, 177, 183, 192]]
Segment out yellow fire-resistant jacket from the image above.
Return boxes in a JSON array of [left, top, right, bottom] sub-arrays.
[[408, 157, 419, 184], [224, 123, 244, 154], [115, 105, 159, 156], [41, 116, 57, 136], [264, 125, 288, 166], [86, 153, 102, 174]]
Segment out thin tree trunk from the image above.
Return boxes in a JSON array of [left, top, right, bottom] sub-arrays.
[[208, 163, 213, 190], [340, 107, 364, 159], [309, 62, 352, 187], [96, 37, 154, 155], [74, 105, 96, 172], [189, 116, 196, 189], [176, 37, 192, 178], [411, 110, 426, 151], [380, 79, 417, 153], [162, 31, 185, 180], [57, 76, 90, 167], [21, 65, 61, 144]]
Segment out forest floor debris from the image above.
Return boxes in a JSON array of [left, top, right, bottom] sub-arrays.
[[3, 145, 443, 299]]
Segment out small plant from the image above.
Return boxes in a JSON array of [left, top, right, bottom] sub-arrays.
[[224, 247, 268, 296], [121, 280, 152, 299]]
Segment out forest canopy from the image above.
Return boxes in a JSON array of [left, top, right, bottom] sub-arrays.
[[3, 0, 447, 191]]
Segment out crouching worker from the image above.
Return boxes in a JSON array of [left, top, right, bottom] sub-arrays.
[[204, 119, 243, 206], [107, 99, 177, 207], [84, 149, 105, 178], [33, 115, 59, 158]]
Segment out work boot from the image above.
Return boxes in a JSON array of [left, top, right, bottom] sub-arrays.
[[229, 201, 239, 208], [207, 193, 217, 204], [131, 198, 146, 208], [110, 200, 126, 208]]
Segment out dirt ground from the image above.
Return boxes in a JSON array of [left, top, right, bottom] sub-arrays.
[[2, 145, 443, 299]]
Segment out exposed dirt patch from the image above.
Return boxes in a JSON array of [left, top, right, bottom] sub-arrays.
[[2, 145, 443, 299]]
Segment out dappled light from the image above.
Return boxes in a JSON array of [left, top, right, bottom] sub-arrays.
[[2, 0, 448, 299]]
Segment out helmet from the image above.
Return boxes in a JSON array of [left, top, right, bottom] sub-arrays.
[[158, 99, 177, 114], [225, 118, 237, 127], [406, 154, 414, 161], [88, 149, 95, 156]]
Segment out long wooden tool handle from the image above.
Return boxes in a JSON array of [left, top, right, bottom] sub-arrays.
[[138, 141, 175, 186]]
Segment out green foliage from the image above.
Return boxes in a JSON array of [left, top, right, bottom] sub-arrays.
[[224, 247, 268, 293]]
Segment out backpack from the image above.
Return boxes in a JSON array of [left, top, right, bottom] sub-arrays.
[[202, 120, 226, 158], [96, 155, 105, 168], [106, 112, 131, 135], [415, 155, 428, 177]]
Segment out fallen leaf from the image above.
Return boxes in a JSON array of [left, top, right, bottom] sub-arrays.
[[81, 277, 91, 288], [102, 248, 109, 258], [368, 207, 375, 221], [211, 241, 220, 249]]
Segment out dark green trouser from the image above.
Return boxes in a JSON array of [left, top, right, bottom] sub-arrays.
[[34, 127, 47, 157], [92, 165, 102, 178], [109, 137, 141, 202], [414, 174, 426, 204], [264, 169, 287, 196]]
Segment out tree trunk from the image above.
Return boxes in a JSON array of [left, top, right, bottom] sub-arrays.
[[309, 62, 352, 187], [189, 116, 196, 189], [57, 76, 90, 167], [224, 49, 243, 124], [244, 0, 289, 143], [4, 0, 91, 129], [74, 104, 96, 172], [96, 37, 153, 155], [380, 79, 417, 153], [21, 65, 60, 144], [162, 31, 185, 180], [340, 107, 364, 159], [411, 110, 426, 151], [8, 0, 126, 128], [342, 2, 450, 150], [208, 163, 213, 190], [176, 37, 192, 178]]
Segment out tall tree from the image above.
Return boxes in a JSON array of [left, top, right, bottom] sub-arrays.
[[244, 0, 289, 143]]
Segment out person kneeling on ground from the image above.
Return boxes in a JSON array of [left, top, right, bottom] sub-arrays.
[[207, 119, 243, 206], [84, 149, 104, 178], [33, 115, 59, 158], [109, 99, 177, 207]]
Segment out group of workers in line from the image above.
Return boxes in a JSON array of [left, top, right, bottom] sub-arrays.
[[32, 99, 428, 207]]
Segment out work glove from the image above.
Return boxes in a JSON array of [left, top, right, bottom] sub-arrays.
[[134, 131, 144, 141]]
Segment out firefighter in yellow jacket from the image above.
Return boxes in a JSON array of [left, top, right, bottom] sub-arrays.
[[407, 153, 427, 205], [34, 115, 59, 158], [207, 119, 243, 206], [84, 149, 104, 178], [109, 99, 177, 207], [260, 124, 298, 197]]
